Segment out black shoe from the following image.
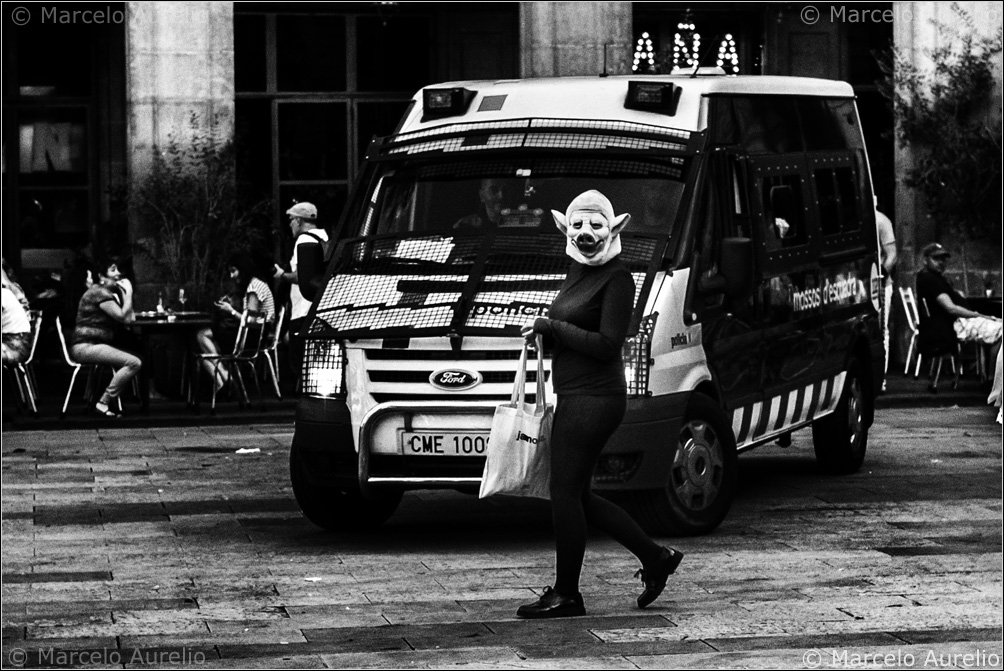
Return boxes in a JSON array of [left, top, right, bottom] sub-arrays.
[[516, 586, 585, 619], [636, 547, 684, 608]]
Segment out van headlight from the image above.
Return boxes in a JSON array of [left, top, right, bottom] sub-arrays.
[[301, 339, 346, 398], [624, 313, 657, 398]]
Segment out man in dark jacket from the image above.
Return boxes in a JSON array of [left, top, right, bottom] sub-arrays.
[[915, 242, 1001, 388]]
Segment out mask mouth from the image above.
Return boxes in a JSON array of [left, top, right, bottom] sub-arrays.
[[574, 234, 603, 257]]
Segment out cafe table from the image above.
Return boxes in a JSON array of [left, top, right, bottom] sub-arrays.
[[968, 295, 1003, 318], [130, 311, 213, 410], [962, 296, 1002, 382]]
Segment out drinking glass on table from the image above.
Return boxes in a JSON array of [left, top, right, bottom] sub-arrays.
[[178, 288, 187, 311]]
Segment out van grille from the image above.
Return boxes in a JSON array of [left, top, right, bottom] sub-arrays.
[[369, 370, 546, 384], [361, 348, 550, 404], [366, 349, 522, 361]]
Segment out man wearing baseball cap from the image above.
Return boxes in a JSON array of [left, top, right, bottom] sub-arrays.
[[916, 242, 1001, 394], [275, 202, 328, 386]]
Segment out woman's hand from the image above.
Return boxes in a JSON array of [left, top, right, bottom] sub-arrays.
[[215, 298, 236, 316], [521, 319, 541, 348]]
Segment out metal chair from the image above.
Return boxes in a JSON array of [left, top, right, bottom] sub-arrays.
[[56, 315, 101, 417], [899, 286, 920, 375], [190, 310, 267, 411], [3, 310, 43, 416], [55, 316, 140, 416], [257, 305, 286, 399], [917, 295, 961, 392]]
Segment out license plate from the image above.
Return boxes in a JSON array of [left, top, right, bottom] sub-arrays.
[[401, 432, 489, 457]]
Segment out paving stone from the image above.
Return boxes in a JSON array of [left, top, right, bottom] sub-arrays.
[[317, 646, 526, 669], [129, 653, 327, 669], [299, 626, 411, 651], [2, 625, 26, 641], [3, 408, 999, 667], [703, 630, 902, 652], [116, 645, 222, 669], [518, 638, 715, 659], [26, 614, 210, 640]]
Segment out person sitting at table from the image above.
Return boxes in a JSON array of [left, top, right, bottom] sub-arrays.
[[916, 242, 1002, 396], [195, 253, 275, 393], [70, 258, 141, 418]]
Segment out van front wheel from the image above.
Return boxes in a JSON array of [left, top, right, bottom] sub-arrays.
[[634, 393, 738, 536], [290, 444, 402, 531], [812, 363, 868, 474]]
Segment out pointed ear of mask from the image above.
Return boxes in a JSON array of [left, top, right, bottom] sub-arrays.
[[552, 210, 569, 236], [610, 213, 631, 238]]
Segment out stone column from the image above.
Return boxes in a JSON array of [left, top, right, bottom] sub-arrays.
[[125, 1, 234, 290], [520, 2, 633, 78]]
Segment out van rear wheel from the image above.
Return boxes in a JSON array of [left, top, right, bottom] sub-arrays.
[[290, 443, 402, 531], [633, 393, 738, 536], [812, 363, 868, 474]]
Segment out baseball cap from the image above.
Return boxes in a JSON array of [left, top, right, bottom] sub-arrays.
[[286, 202, 318, 220], [921, 242, 950, 259]]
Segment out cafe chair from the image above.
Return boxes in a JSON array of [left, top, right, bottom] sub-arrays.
[[899, 287, 921, 376], [2, 310, 43, 416], [190, 310, 267, 412], [55, 316, 140, 417], [916, 295, 961, 393], [257, 305, 286, 400]]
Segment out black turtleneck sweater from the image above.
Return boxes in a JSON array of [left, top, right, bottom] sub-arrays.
[[533, 257, 634, 396]]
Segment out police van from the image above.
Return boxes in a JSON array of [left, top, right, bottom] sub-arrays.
[[290, 72, 883, 535]]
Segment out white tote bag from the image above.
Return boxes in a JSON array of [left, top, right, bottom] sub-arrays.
[[479, 337, 553, 500]]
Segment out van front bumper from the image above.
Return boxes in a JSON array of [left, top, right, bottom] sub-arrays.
[[291, 396, 358, 489], [293, 393, 691, 494]]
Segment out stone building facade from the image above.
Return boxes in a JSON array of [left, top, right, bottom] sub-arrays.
[[4, 2, 1000, 363]]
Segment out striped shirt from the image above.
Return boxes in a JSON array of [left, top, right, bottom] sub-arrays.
[[245, 277, 275, 323]]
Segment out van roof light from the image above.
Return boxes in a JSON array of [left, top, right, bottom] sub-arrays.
[[422, 87, 476, 121], [625, 81, 681, 115]]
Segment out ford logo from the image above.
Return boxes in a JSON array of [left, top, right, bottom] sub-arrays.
[[430, 369, 482, 391]]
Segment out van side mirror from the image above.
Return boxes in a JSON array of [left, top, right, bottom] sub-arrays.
[[719, 237, 754, 300]]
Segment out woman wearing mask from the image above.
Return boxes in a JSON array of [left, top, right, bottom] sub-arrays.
[[517, 191, 683, 618]]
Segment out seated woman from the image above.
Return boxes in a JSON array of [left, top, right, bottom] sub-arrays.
[[70, 259, 142, 417], [196, 253, 275, 392]]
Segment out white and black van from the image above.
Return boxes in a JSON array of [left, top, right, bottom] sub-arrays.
[[290, 73, 883, 535]]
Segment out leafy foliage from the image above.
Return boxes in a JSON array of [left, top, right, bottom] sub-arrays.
[[129, 113, 272, 308], [879, 5, 1003, 243]]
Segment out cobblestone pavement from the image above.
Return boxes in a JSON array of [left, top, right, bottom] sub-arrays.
[[2, 407, 1001, 669]]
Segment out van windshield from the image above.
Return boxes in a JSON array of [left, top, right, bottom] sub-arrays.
[[309, 158, 686, 339], [358, 158, 685, 239]]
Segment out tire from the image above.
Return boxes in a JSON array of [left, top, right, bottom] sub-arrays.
[[633, 393, 738, 536], [812, 362, 868, 474], [290, 443, 402, 531]]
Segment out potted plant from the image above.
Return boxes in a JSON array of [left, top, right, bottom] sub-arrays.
[[129, 112, 273, 310]]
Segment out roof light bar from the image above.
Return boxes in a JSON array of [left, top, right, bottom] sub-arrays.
[[625, 81, 681, 116], [422, 87, 476, 121]]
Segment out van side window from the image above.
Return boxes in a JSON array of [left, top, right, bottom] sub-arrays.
[[810, 154, 866, 249], [799, 99, 850, 151], [709, 97, 802, 154], [761, 175, 806, 249]]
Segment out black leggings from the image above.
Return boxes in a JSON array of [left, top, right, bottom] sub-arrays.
[[550, 394, 662, 596]]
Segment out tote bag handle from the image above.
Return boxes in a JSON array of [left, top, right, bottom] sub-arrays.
[[510, 335, 546, 409]]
